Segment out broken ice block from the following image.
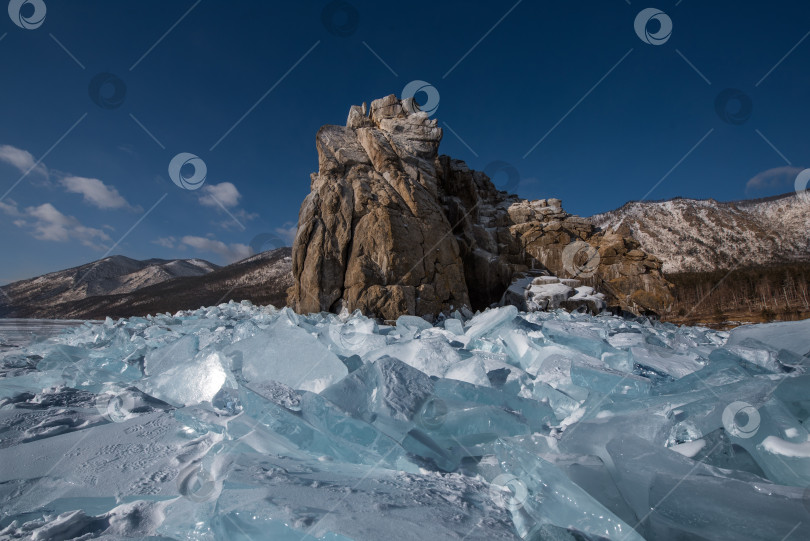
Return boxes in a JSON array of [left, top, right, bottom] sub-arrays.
[[494, 438, 646, 540], [223, 318, 348, 393], [541, 321, 612, 359], [630, 345, 704, 379], [442, 318, 464, 336], [432, 377, 556, 433], [363, 335, 461, 378], [138, 351, 230, 407], [320, 356, 434, 423], [144, 334, 198, 376], [570, 362, 651, 397], [647, 472, 810, 540], [443, 356, 490, 386], [726, 318, 810, 357], [395, 315, 432, 334], [464, 305, 518, 341]]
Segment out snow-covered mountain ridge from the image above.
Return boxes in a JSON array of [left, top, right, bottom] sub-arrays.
[[590, 192, 810, 273], [0, 255, 218, 312], [0, 249, 293, 320]]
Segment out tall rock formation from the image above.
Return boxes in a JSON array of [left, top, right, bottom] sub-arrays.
[[289, 95, 674, 320]]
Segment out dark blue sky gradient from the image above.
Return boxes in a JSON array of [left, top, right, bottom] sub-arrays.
[[1, 0, 808, 282]]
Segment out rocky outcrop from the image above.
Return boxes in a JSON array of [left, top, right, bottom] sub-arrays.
[[289, 95, 674, 320]]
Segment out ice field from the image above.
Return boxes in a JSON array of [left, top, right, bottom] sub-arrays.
[[0, 303, 809, 540]]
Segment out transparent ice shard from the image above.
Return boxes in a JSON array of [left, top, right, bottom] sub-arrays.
[[630, 345, 704, 379], [2, 300, 810, 539], [239, 382, 400, 467], [570, 362, 651, 397], [443, 356, 490, 386], [364, 335, 462, 378], [138, 351, 231, 407], [321, 356, 435, 423], [531, 380, 581, 421], [442, 317, 464, 336], [646, 471, 810, 540], [464, 305, 518, 342], [144, 334, 198, 376], [726, 318, 810, 357], [395, 315, 433, 334], [431, 378, 556, 434], [223, 318, 348, 393], [494, 438, 646, 540], [540, 321, 613, 359]]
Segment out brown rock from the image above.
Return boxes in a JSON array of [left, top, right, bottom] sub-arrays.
[[289, 95, 675, 319]]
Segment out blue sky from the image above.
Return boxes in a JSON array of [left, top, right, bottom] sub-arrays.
[[1, 0, 808, 283]]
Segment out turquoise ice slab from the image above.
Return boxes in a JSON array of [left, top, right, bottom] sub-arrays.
[[570, 362, 651, 397], [493, 438, 646, 541], [320, 356, 434, 423], [431, 378, 556, 433], [541, 320, 615, 359], [239, 384, 398, 467], [726, 318, 810, 357], [646, 473, 810, 541], [2, 303, 810, 539]]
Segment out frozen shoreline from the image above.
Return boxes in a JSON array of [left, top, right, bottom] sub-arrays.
[[0, 303, 808, 540]]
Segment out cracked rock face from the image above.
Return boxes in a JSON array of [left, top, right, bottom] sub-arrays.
[[288, 95, 674, 320]]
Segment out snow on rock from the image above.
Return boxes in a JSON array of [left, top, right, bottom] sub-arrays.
[[500, 271, 606, 314], [0, 300, 809, 540]]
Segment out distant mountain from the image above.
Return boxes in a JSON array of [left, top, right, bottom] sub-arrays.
[[590, 192, 810, 273], [0, 255, 218, 313], [0, 249, 293, 320]]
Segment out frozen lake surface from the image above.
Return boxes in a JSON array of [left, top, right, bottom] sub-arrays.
[[0, 303, 809, 540], [0, 319, 91, 349]]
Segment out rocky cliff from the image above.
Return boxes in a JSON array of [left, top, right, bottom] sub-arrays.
[[289, 95, 674, 320]]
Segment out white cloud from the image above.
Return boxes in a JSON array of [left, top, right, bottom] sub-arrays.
[[0, 144, 48, 178], [274, 224, 297, 246], [117, 144, 138, 157], [199, 182, 241, 208], [745, 166, 804, 194], [0, 198, 23, 218], [153, 236, 176, 249], [1, 200, 111, 249], [60, 176, 140, 211], [215, 209, 259, 231], [181, 235, 251, 263]]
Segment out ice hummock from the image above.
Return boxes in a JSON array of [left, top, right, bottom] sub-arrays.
[[0, 301, 809, 540]]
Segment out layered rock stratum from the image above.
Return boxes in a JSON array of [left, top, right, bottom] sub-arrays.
[[288, 95, 674, 320]]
